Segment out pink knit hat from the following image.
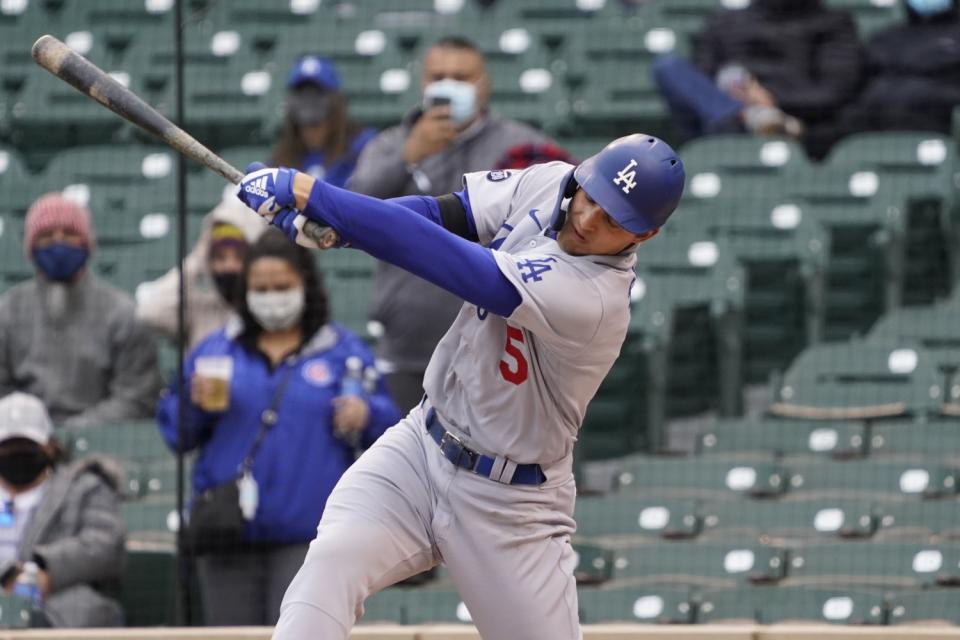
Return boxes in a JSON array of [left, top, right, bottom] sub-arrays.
[[24, 193, 96, 253]]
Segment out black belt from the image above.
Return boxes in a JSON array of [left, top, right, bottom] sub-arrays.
[[425, 408, 546, 486]]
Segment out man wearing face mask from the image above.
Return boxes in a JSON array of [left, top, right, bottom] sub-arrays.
[[348, 35, 553, 414], [0, 392, 126, 627], [0, 193, 160, 427], [136, 195, 266, 350]]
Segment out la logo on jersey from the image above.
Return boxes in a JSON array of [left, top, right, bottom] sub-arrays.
[[612, 159, 639, 194]]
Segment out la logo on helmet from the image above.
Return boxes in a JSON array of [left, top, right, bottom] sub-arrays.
[[613, 159, 638, 194]]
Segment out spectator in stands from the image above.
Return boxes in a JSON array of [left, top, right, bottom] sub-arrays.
[[0, 194, 160, 427], [824, 0, 960, 141], [136, 196, 266, 350], [348, 35, 554, 412], [156, 229, 399, 626], [0, 392, 126, 627], [270, 55, 377, 188], [653, 0, 862, 158]]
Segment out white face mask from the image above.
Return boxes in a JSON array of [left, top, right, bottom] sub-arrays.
[[246, 288, 305, 331], [422, 79, 477, 125]]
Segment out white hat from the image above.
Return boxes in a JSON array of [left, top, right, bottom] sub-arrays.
[[0, 393, 52, 445]]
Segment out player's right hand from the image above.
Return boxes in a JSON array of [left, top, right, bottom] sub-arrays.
[[236, 162, 296, 217], [403, 106, 458, 165]]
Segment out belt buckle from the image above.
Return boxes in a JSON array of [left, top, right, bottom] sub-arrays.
[[439, 430, 477, 470]]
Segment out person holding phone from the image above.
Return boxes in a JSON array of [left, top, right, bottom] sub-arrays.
[[348, 36, 557, 415]]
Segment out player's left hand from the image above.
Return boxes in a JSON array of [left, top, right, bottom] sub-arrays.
[[332, 395, 369, 436], [236, 162, 298, 217]]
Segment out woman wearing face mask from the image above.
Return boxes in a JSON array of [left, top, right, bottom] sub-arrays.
[[270, 55, 377, 188], [135, 195, 266, 350], [156, 228, 399, 626], [0, 392, 125, 627]]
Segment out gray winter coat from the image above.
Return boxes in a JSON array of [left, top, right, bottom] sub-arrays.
[[0, 456, 126, 627]]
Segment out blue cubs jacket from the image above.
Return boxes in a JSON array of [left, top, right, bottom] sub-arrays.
[[157, 320, 400, 544]]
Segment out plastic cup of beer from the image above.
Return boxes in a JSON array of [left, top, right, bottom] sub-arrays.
[[194, 356, 233, 411]]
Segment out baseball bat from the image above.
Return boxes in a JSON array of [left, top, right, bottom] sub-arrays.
[[30, 34, 339, 250]]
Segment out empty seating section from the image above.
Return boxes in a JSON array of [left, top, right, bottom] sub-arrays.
[[1, 0, 958, 629]]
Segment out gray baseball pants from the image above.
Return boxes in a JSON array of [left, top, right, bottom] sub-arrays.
[[272, 403, 581, 639]]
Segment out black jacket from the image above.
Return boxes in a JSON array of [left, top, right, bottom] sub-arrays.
[[694, 0, 862, 125], [841, 1, 960, 133]]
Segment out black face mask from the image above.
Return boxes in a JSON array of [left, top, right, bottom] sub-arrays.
[[0, 451, 50, 487], [212, 272, 243, 308]]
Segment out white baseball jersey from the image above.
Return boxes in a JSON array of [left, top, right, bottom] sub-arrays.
[[422, 161, 636, 465]]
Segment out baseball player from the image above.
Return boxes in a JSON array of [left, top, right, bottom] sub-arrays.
[[235, 134, 685, 639]]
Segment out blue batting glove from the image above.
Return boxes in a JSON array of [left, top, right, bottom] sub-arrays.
[[236, 163, 298, 218], [271, 207, 301, 243]]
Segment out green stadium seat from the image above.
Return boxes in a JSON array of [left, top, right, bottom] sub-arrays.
[[682, 136, 811, 177], [94, 240, 178, 294], [217, 145, 273, 173], [403, 589, 473, 625], [698, 418, 866, 459], [868, 419, 960, 463], [0, 147, 33, 213], [875, 501, 960, 541], [783, 543, 960, 589], [121, 548, 178, 626], [783, 460, 958, 501], [888, 589, 960, 625], [0, 214, 32, 294], [139, 458, 183, 498], [867, 303, 960, 393], [121, 498, 179, 547], [698, 586, 886, 624], [613, 455, 786, 500], [556, 138, 609, 163], [0, 594, 36, 629], [577, 586, 693, 624], [573, 543, 615, 585], [698, 499, 875, 543], [64, 420, 169, 462], [360, 587, 406, 624], [613, 542, 786, 586], [485, 56, 570, 132], [568, 57, 667, 137], [319, 250, 376, 337], [42, 145, 177, 186], [574, 496, 700, 542], [769, 341, 944, 420]]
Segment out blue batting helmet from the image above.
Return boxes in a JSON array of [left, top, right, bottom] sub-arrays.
[[565, 134, 685, 235]]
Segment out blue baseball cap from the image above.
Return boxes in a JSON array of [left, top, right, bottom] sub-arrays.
[[287, 55, 341, 91]]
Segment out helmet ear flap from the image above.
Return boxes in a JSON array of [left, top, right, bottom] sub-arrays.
[[564, 175, 578, 199], [551, 173, 579, 231]]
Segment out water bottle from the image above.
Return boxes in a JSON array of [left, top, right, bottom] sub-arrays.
[[238, 470, 259, 521], [341, 357, 365, 398], [13, 561, 43, 610]]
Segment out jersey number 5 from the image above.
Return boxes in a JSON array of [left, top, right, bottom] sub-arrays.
[[499, 325, 528, 385]]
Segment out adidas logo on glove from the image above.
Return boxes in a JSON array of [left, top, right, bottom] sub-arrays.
[[244, 176, 271, 198]]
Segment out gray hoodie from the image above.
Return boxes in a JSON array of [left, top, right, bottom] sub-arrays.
[[1, 456, 126, 627]]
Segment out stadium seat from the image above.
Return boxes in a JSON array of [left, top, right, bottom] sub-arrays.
[[783, 542, 960, 589], [867, 302, 960, 394], [698, 499, 876, 543], [574, 496, 700, 542], [577, 586, 693, 624], [868, 419, 960, 463], [888, 589, 960, 625], [122, 548, 178, 626], [0, 214, 32, 294], [613, 542, 787, 587], [573, 543, 615, 585], [783, 459, 958, 501], [360, 588, 406, 624], [65, 420, 170, 462], [769, 341, 944, 420], [875, 501, 960, 541], [698, 418, 866, 459], [0, 594, 35, 629], [697, 586, 886, 624], [403, 589, 473, 625], [42, 145, 177, 186], [217, 145, 273, 173], [0, 146, 33, 213], [613, 455, 786, 499], [319, 249, 377, 338], [121, 498, 179, 548], [94, 241, 178, 294]]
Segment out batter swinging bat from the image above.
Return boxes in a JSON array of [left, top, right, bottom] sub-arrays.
[[30, 34, 339, 249]]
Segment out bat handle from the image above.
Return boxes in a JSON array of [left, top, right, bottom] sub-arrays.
[[303, 219, 340, 250]]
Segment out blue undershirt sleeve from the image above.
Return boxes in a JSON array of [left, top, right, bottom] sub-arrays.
[[387, 190, 478, 241], [306, 182, 520, 317]]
